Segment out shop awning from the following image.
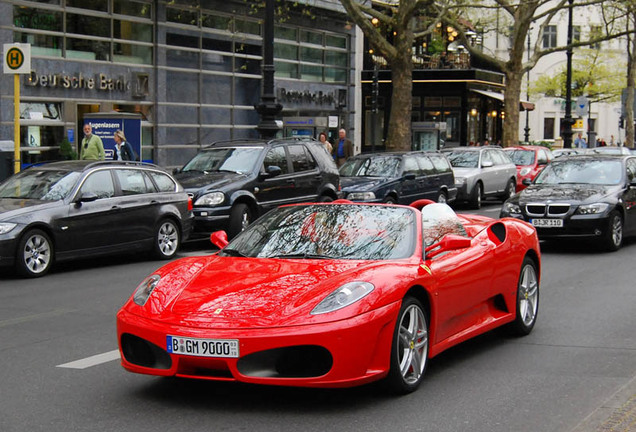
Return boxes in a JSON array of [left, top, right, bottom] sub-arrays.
[[471, 89, 535, 111]]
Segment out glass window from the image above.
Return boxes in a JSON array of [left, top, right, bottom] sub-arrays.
[[481, 151, 493, 166], [115, 169, 152, 195], [149, 171, 177, 192], [403, 156, 421, 175], [301, 46, 322, 64], [80, 171, 115, 199], [235, 56, 261, 74], [542, 25, 557, 49], [234, 77, 260, 106], [66, 0, 108, 12], [325, 50, 347, 67], [289, 145, 316, 172], [301, 30, 322, 45], [114, 20, 152, 42], [167, 30, 199, 48], [325, 68, 346, 83], [416, 154, 436, 175], [235, 19, 261, 36], [114, 42, 152, 64], [114, 0, 152, 18], [275, 61, 298, 79], [166, 47, 199, 68], [326, 35, 346, 49], [202, 13, 231, 31], [66, 13, 110, 38], [14, 7, 63, 32], [234, 42, 261, 56], [274, 43, 298, 60], [15, 32, 62, 57], [429, 154, 452, 173], [275, 26, 297, 41], [300, 64, 322, 81], [67, 37, 110, 61], [167, 7, 199, 26], [543, 117, 555, 140], [264, 147, 289, 174]]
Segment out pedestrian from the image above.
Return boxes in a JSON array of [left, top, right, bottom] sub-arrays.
[[113, 130, 138, 161], [610, 135, 615, 146], [574, 133, 587, 148], [332, 128, 353, 168], [318, 131, 332, 155], [80, 123, 105, 160]]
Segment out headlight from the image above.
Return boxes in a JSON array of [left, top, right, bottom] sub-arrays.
[[133, 274, 161, 306], [455, 177, 466, 184], [0, 222, 17, 235], [502, 201, 521, 214], [519, 167, 532, 176], [311, 281, 374, 315], [194, 192, 225, 206], [575, 203, 609, 215], [346, 191, 376, 201]]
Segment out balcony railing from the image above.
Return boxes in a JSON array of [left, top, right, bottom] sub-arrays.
[[371, 52, 471, 70]]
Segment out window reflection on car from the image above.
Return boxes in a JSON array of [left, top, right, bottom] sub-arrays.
[[534, 159, 623, 185], [0, 170, 81, 201], [181, 147, 262, 174]]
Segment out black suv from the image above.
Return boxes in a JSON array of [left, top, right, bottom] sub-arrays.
[[0, 161, 193, 277], [174, 138, 340, 238], [339, 151, 457, 204]]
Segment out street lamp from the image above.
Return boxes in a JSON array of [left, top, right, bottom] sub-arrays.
[[562, 0, 575, 148], [255, 0, 282, 139], [524, 31, 531, 143]]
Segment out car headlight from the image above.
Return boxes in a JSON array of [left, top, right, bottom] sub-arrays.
[[133, 274, 161, 306], [455, 177, 466, 184], [346, 191, 376, 201], [575, 203, 610, 215], [194, 192, 225, 206], [311, 281, 374, 315], [502, 201, 522, 214], [0, 222, 17, 235], [519, 167, 532, 176]]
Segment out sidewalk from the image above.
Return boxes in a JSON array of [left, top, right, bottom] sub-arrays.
[[570, 374, 636, 432]]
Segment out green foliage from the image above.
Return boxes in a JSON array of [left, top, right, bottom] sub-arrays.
[[59, 138, 77, 160]]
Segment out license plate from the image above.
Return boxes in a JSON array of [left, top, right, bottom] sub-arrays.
[[531, 218, 563, 228], [167, 335, 239, 358]]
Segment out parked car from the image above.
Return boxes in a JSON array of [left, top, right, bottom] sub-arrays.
[[442, 146, 517, 208], [117, 200, 540, 394], [591, 146, 632, 155], [500, 154, 636, 251], [173, 138, 340, 239], [339, 151, 457, 204], [552, 148, 590, 158], [504, 145, 554, 192], [0, 161, 193, 277]]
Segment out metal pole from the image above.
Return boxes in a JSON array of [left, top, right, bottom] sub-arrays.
[[563, 0, 575, 148], [524, 32, 531, 143], [371, 61, 379, 152], [255, 0, 282, 139], [13, 74, 20, 174]]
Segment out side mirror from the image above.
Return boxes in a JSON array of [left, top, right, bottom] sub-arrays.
[[481, 160, 494, 168], [210, 231, 229, 249], [425, 234, 471, 259], [522, 178, 532, 186], [172, 167, 181, 174], [78, 192, 99, 203], [262, 165, 282, 179], [403, 173, 417, 180]]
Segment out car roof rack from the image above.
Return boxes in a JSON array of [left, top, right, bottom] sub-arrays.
[[83, 160, 155, 170], [203, 137, 320, 148]]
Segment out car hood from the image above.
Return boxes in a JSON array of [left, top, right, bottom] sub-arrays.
[[340, 176, 391, 191], [0, 198, 60, 221], [518, 184, 614, 203], [174, 171, 249, 192], [134, 255, 403, 328]]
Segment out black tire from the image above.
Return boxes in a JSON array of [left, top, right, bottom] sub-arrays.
[[228, 203, 252, 239], [436, 191, 447, 204], [16, 229, 54, 278], [603, 211, 623, 252], [152, 219, 180, 259], [318, 195, 333, 203], [501, 179, 516, 201], [468, 182, 482, 209], [509, 257, 539, 336], [383, 196, 397, 204], [384, 296, 429, 394]]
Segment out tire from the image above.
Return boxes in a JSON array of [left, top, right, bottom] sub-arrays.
[[468, 182, 482, 209], [383, 196, 397, 204], [501, 179, 516, 201], [228, 203, 252, 239], [318, 195, 333, 203], [16, 229, 53, 278], [603, 211, 623, 252], [509, 257, 539, 336], [384, 296, 429, 394], [153, 219, 180, 259], [436, 191, 447, 204]]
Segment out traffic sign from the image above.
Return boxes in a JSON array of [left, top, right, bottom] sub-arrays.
[[3, 43, 31, 74], [575, 96, 589, 117]]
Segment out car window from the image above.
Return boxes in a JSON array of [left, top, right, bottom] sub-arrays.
[[403, 155, 421, 175], [626, 158, 636, 182], [289, 145, 317, 172], [148, 171, 177, 192], [264, 146, 289, 174], [507, 149, 535, 165], [114, 169, 153, 195], [490, 150, 509, 165], [428, 154, 452, 173], [481, 151, 493, 167], [0, 169, 80, 201], [182, 147, 261, 174], [80, 170, 115, 199], [537, 149, 549, 164], [415, 154, 436, 175], [445, 150, 479, 168]]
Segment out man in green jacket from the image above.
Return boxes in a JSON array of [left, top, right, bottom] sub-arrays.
[[80, 123, 105, 160]]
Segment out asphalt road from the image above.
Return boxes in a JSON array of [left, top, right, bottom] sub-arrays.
[[1, 202, 635, 432]]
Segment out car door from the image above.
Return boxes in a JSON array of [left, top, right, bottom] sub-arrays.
[[286, 144, 321, 203], [398, 155, 423, 204], [255, 145, 295, 213], [60, 169, 122, 255], [111, 168, 158, 243], [624, 158, 636, 234], [414, 153, 438, 201], [479, 150, 499, 195]]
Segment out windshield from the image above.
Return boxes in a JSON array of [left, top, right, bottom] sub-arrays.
[[506, 150, 535, 166], [0, 169, 80, 200], [534, 159, 623, 185], [444, 151, 479, 168], [340, 156, 401, 178], [181, 147, 262, 174], [221, 204, 416, 260]]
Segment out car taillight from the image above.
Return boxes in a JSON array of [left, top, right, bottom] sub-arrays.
[[187, 196, 193, 211]]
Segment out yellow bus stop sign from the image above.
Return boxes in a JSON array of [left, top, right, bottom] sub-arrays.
[[4, 43, 31, 74]]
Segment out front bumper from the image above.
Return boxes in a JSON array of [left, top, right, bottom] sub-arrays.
[[189, 206, 232, 236], [500, 212, 612, 240], [117, 301, 400, 388]]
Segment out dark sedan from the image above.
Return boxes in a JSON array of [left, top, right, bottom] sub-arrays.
[[339, 151, 457, 204], [500, 154, 636, 251], [0, 161, 193, 277]]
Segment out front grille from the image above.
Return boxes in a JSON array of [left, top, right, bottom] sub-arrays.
[[547, 204, 570, 216], [526, 203, 571, 217]]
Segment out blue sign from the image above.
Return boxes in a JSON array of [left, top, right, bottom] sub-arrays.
[[83, 115, 141, 161]]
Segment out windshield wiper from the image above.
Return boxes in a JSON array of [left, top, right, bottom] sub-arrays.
[[267, 253, 331, 259], [220, 248, 247, 257]]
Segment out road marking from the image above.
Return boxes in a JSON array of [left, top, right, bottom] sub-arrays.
[[57, 349, 120, 369], [0, 308, 76, 328]]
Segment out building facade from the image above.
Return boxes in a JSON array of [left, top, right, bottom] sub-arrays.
[[0, 0, 358, 172]]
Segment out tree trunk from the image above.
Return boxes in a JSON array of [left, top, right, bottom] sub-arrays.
[[626, 13, 636, 149], [503, 71, 523, 148], [385, 55, 414, 151]]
